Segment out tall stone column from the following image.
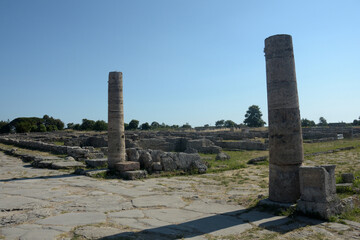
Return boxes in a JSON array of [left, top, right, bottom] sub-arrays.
[[264, 34, 304, 203], [108, 71, 126, 169]]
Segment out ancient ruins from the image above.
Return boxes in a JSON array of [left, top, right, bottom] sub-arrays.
[[0, 35, 359, 239], [264, 34, 304, 203], [108, 71, 127, 169]]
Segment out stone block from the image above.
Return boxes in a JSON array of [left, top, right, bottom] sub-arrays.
[[247, 156, 268, 164], [297, 165, 342, 219], [85, 169, 108, 177], [152, 162, 163, 171], [151, 150, 164, 162], [138, 151, 153, 171], [126, 148, 139, 162], [269, 164, 301, 203], [297, 198, 342, 220], [299, 165, 336, 202], [160, 153, 177, 171], [115, 161, 140, 172], [51, 161, 85, 170], [215, 152, 230, 161], [121, 170, 147, 180], [341, 173, 355, 183], [85, 159, 108, 168]]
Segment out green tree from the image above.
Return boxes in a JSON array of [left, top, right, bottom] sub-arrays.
[[151, 121, 160, 129], [0, 120, 7, 129], [94, 120, 108, 131], [353, 116, 360, 126], [38, 124, 47, 132], [140, 122, 151, 130], [318, 117, 328, 126], [215, 120, 225, 127], [46, 125, 58, 131], [127, 119, 139, 130], [80, 119, 96, 131], [301, 118, 316, 127], [16, 121, 33, 133], [224, 120, 237, 128], [67, 123, 75, 129], [243, 105, 266, 127], [43, 115, 64, 130]]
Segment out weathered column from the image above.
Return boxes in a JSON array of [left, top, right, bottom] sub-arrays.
[[108, 71, 126, 169], [264, 34, 304, 203]]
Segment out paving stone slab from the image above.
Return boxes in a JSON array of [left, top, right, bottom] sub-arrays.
[[0, 196, 49, 211], [181, 214, 253, 237], [343, 220, 360, 230], [184, 201, 245, 215], [143, 208, 206, 224], [74, 226, 126, 240], [51, 161, 85, 169], [0, 227, 29, 239], [36, 212, 106, 226], [110, 218, 148, 230], [132, 195, 186, 208], [108, 209, 145, 219], [322, 222, 351, 231], [238, 210, 290, 227], [19, 229, 63, 240]]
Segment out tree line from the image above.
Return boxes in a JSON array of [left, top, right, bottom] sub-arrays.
[[0, 115, 64, 133], [1, 109, 359, 134], [301, 116, 360, 127]]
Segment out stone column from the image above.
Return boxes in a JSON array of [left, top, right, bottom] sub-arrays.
[[108, 71, 126, 169], [264, 34, 304, 203]]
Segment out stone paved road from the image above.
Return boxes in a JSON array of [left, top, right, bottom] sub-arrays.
[[1, 151, 360, 240]]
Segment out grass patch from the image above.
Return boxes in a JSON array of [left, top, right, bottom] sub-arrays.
[[303, 138, 360, 155], [339, 207, 360, 222], [200, 150, 268, 173]]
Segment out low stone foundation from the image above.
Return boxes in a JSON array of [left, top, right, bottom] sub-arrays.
[[297, 165, 343, 219]]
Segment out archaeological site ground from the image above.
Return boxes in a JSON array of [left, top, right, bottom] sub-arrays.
[[1, 35, 360, 239]]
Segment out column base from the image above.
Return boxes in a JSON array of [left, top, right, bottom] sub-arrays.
[[115, 161, 140, 172]]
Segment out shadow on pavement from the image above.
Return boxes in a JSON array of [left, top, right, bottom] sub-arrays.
[[99, 207, 324, 239]]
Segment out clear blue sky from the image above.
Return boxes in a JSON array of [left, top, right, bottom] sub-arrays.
[[1, 0, 359, 127]]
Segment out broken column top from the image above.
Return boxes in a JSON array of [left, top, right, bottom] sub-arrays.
[[109, 72, 122, 82], [264, 34, 294, 59]]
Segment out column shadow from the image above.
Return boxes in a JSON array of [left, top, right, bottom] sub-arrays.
[[99, 206, 325, 239]]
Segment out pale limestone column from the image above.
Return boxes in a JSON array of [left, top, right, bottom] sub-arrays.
[[264, 34, 304, 203], [108, 72, 126, 169]]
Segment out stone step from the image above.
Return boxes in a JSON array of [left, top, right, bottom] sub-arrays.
[[115, 161, 140, 172]]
